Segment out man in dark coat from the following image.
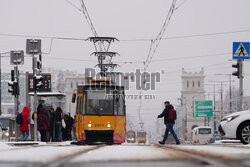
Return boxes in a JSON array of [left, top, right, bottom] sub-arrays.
[[157, 101, 180, 145], [62, 112, 74, 141], [55, 107, 63, 142], [49, 108, 56, 142]]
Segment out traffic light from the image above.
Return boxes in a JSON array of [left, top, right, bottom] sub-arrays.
[[37, 54, 42, 71], [8, 70, 19, 96], [34, 75, 43, 90], [232, 61, 242, 78], [8, 70, 15, 95]]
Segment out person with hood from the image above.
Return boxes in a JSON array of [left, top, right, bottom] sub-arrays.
[[62, 112, 74, 141], [37, 105, 49, 142], [157, 101, 180, 145], [19, 106, 31, 141]]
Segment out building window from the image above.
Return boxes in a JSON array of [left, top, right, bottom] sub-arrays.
[[71, 82, 73, 88], [192, 81, 195, 87], [187, 81, 189, 88], [198, 81, 200, 87], [76, 82, 78, 87]]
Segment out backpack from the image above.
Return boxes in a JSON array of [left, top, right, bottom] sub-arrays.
[[16, 113, 23, 125], [168, 109, 176, 121]]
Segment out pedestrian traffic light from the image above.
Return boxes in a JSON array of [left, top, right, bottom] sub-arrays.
[[34, 75, 43, 90], [232, 61, 242, 78]]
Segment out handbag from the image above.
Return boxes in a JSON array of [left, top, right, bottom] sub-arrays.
[[62, 119, 66, 128]]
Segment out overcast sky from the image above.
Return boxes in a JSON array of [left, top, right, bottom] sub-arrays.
[[1, 0, 250, 131]]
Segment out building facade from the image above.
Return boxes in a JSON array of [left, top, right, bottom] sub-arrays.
[[181, 68, 205, 140]]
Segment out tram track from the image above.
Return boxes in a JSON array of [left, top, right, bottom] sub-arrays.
[[157, 145, 250, 167], [41, 145, 105, 167]]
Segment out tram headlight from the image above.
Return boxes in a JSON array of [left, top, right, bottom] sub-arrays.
[[107, 122, 111, 128], [88, 121, 92, 128]]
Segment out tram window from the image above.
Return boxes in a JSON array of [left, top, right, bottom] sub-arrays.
[[137, 131, 146, 137], [81, 93, 86, 114], [76, 96, 80, 114], [87, 89, 113, 115], [116, 97, 124, 116]]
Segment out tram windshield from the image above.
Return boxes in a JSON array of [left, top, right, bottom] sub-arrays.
[[87, 88, 113, 115], [127, 132, 135, 138], [137, 131, 146, 137]]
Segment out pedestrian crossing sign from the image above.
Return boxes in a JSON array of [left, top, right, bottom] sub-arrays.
[[233, 42, 250, 59]]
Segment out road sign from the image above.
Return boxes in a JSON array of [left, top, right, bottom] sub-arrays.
[[28, 73, 51, 92], [26, 39, 41, 54], [233, 42, 250, 60], [10, 50, 24, 65], [193, 100, 213, 117]]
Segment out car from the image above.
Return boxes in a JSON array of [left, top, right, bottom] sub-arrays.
[[219, 110, 250, 144], [0, 123, 9, 141]]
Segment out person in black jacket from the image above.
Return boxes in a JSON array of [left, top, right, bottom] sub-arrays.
[[49, 108, 56, 142], [157, 101, 180, 145], [55, 107, 63, 142]]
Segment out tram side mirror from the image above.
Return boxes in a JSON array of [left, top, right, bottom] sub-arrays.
[[72, 93, 76, 103]]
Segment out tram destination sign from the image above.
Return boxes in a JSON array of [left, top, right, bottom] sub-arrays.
[[193, 100, 213, 117]]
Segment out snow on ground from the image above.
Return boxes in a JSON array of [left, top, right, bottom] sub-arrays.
[[0, 142, 11, 151], [71, 145, 190, 162], [171, 145, 250, 160], [0, 145, 95, 163]]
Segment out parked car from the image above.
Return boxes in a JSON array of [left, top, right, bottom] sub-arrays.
[[219, 110, 250, 144], [0, 123, 9, 141], [0, 115, 15, 141]]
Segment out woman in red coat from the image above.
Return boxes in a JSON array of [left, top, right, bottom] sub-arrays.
[[19, 106, 31, 141]]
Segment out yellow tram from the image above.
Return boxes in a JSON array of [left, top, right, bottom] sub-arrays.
[[72, 79, 126, 144], [137, 130, 147, 144]]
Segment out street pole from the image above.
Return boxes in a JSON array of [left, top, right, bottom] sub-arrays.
[[220, 82, 223, 121], [213, 84, 216, 133], [0, 53, 1, 116], [239, 60, 243, 111], [14, 65, 18, 141], [33, 55, 37, 141]]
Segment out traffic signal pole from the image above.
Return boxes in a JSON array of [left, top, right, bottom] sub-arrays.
[[14, 65, 19, 141], [239, 60, 243, 111], [33, 55, 38, 141], [232, 59, 244, 111]]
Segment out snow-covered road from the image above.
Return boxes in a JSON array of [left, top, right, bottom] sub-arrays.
[[0, 142, 250, 167]]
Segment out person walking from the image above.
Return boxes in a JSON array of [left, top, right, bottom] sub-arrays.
[[19, 106, 31, 141], [49, 108, 56, 142], [157, 101, 180, 145], [37, 105, 49, 142], [55, 107, 63, 142]]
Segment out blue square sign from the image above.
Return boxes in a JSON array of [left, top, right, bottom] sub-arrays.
[[233, 42, 250, 60]]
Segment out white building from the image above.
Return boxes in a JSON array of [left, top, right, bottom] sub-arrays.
[[181, 68, 205, 140]]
